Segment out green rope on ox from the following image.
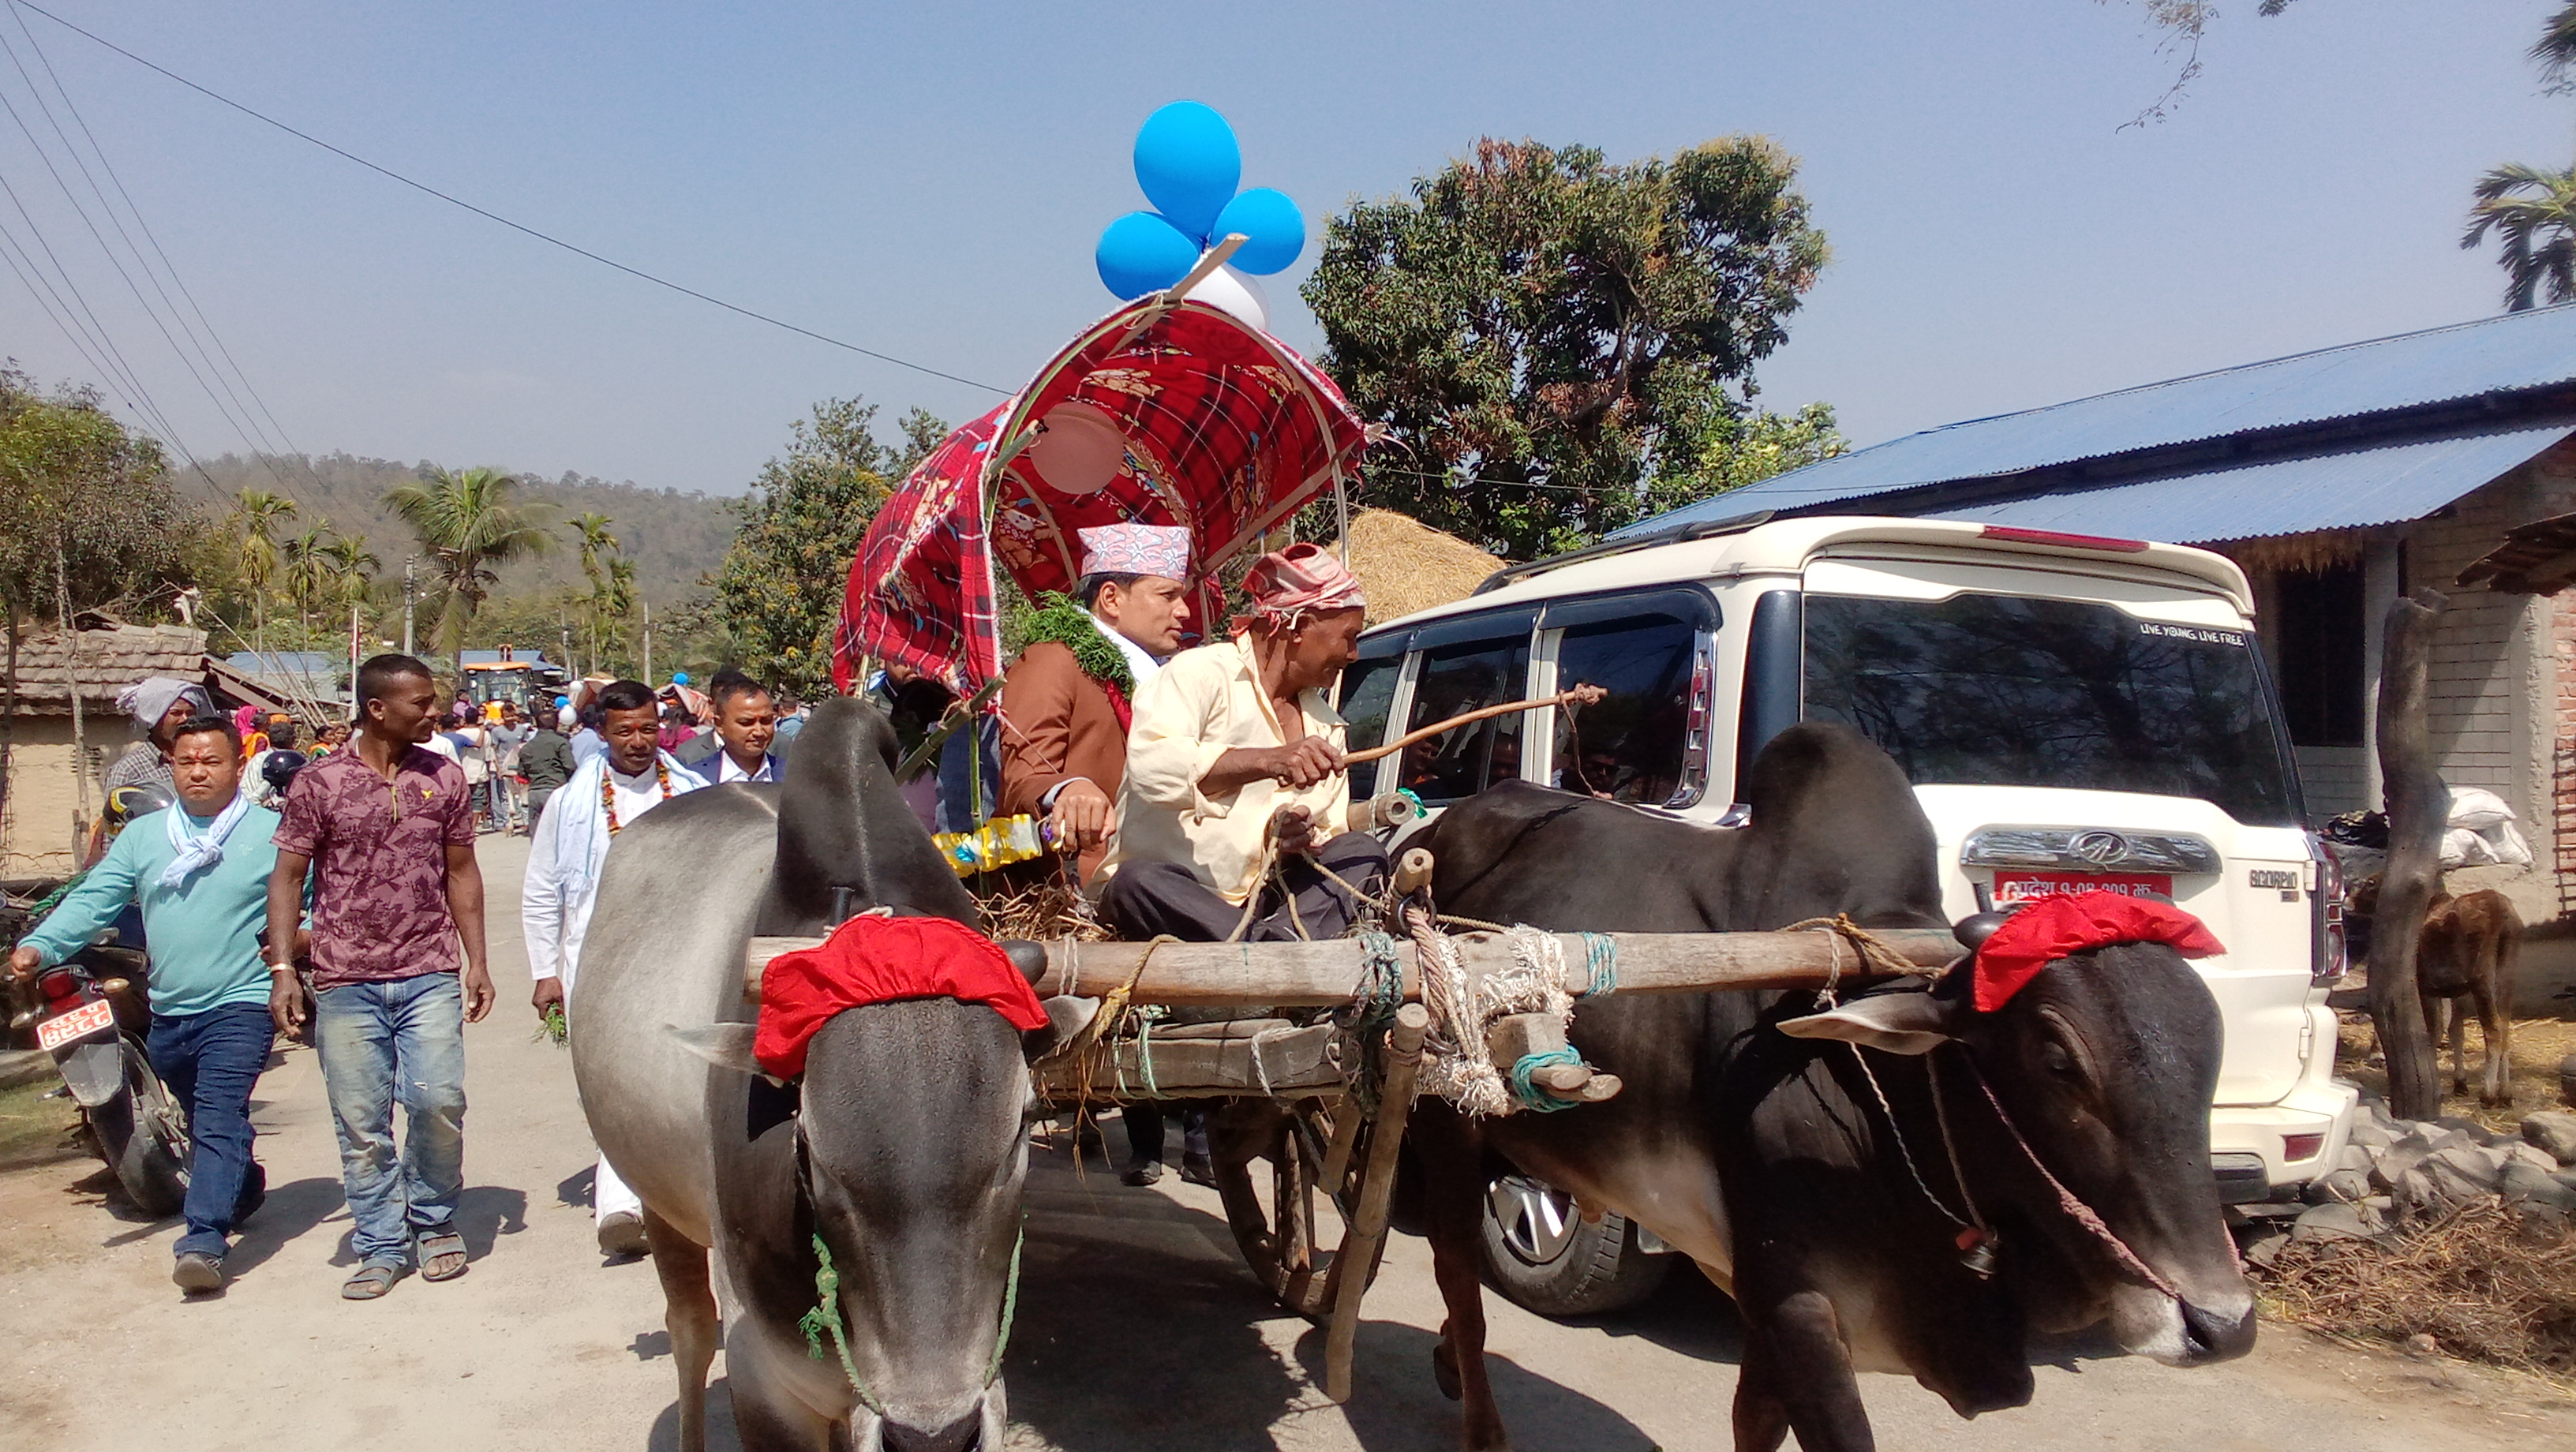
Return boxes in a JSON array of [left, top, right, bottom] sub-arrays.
[[799, 1233, 887, 1416], [1510, 1046, 1587, 1113], [800, 1224, 1028, 1417]]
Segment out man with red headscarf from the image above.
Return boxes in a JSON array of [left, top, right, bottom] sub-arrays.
[[1095, 542, 1388, 945]]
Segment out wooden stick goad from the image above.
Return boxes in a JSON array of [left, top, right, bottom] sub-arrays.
[[742, 925, 1961, 1007], [1342, 683, 1606, 767]]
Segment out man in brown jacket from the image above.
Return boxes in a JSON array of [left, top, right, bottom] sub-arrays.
[[998, 522, 1203, 1187], [998, 523, 1194, 883]]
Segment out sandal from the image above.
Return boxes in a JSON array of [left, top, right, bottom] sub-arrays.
[[341, 1263, 402, 1300], [417, 1230, 469, 1283]]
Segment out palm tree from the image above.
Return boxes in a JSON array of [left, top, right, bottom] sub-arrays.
[[2462, 163, 2576, 312], [383, 466, 554, 657], [568, 511, 619, 674], [233, 488, 298, 650], [282, 522, 332, 638], [2535, 1, 2576, 94], [320, 533, 381, 612]]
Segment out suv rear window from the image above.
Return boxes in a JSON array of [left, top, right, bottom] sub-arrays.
[[1803, 592, 2299, 827]]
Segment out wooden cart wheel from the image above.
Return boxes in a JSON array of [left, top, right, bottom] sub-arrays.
[[1209, 1095, 1377, 1319]]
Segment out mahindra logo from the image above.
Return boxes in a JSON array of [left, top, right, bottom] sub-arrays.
[[2069, 831, 2129, 866]]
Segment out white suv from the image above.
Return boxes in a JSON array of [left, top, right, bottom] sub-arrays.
[[1347, 515, 2357, 1312]]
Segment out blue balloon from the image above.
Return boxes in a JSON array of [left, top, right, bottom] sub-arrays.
[[1211, 188, 1304, 275], [1095, 211, 1200, 299], [1133, 101, 1241, 241]]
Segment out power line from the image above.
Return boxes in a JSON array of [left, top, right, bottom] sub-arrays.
[[0, 49, 288, 476], [13, 0, 1009, 396], [2, 2, 302, 458]]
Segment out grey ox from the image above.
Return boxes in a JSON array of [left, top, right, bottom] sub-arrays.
[[571, 700, 1066, 1452]]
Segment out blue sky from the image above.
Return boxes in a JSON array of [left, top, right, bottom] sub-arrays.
[[1, 1, 2569, 496]]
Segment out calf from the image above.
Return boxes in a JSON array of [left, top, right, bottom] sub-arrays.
[[2419, 888, 2522, 1105], [1411, 723, 2252, 1452]]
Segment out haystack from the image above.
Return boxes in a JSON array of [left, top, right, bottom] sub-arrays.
[[1335, 509, 1503, 626]]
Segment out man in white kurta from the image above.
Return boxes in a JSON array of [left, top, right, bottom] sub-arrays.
[[1095, 543, 1389, 942], [521, 679, 705, 1257]]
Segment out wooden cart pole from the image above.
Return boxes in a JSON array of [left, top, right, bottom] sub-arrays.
[[1323, 1002, 1429, 1404]]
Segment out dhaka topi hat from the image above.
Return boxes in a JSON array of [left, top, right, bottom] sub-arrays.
[[1077, 522, 1193, 581]]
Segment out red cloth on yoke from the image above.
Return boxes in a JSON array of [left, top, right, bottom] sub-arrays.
[[755, 913, 1048, 1079], [1972, 890, 2226, 1012]]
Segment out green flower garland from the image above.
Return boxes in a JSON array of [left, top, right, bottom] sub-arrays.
[[1024, 593, 1134, 696]]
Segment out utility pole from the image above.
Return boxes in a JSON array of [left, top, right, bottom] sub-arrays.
[[640, 597, 653, 685], [349, 601, 362, 717], [402, 557, 417, 658]]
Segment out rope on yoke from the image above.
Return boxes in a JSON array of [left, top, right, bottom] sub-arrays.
[[1578, 931, 1619, 997], [1779, 914, 1941, 1006]]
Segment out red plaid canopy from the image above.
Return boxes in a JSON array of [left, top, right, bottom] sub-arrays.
[[833, 298, 1367, 695]]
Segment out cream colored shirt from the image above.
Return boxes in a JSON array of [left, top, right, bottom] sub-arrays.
[[1095, 631, 1350, 905]]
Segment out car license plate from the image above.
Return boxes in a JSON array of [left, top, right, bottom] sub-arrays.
[[1993, 870, 2174, 904], [36, 997, 116, 1052]]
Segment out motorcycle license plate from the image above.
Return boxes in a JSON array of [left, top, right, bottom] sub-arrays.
[[1992, 870, 2173, 904], [36, 997, 116, 1052]]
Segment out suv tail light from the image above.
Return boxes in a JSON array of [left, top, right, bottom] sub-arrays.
[[2306, 831, 2347, 986]]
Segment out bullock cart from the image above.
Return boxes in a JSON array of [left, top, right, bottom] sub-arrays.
[[744, 859, 1963, 1402]]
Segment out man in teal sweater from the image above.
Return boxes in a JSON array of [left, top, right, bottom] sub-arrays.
[[11, 717, 287, 1294]]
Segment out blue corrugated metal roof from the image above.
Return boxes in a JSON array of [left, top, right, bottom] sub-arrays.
[[458, 649, 555, 666], [1619, 305, 2576, 540], [1916, 422, 2574, 544]]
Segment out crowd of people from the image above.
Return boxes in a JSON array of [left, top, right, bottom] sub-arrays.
[[6, 533, 1380, 1293]]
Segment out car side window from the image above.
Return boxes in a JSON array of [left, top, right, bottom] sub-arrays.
[[1398, 637, 1531, 803], [1552, 616, 1694, 806], [1336, 654, 1402, 799]]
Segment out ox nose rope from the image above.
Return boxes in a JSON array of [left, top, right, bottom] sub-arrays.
[[793, 1125, 1027, 1420], [1952, 1054, 2188, 1300]]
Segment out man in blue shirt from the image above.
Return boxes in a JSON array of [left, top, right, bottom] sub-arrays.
[[11, 717, 286, 1295]]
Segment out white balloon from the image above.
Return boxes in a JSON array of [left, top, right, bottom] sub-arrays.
[[1179, 262, 1270, 333], [1028, 399, 1126, 496]]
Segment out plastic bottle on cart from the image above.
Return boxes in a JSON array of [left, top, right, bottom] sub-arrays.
[[933, 814, 1051, 877]]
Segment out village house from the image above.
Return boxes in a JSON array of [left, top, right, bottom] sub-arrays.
[[3, 619, 305, 875], [1641, 305, 2576, 985]]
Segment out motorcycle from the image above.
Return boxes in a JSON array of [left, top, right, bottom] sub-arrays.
[[4, 750, 307, 1218], [8, 930, 190, 1217]]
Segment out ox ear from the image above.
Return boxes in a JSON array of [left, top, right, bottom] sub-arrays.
[[666, 1022, 763, 1076], [1021, 995, 1101, 1065], [1777, 990, 1964, 1055]]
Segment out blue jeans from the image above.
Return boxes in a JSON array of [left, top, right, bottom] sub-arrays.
[[146, 1002, 275, 1260], [313, 973, 467, 1267]]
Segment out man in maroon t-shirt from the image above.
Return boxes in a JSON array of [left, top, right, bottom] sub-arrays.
[[268, 653, 494, 1300]]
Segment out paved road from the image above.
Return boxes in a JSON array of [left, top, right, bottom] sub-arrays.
[[1, 833, 2570, 1450]]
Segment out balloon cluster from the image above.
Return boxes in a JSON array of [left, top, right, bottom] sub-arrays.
[[1093, 102, 1303, 331]]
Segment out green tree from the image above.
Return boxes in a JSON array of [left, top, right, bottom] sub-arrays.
[[233, 488, 298, 649], [567, 511, 620, 675], [709, 398, 944, 697], [1653, 400, 1850, 506], [0, 369, 195, 826], [384, 465, 556, 657], [2462, 163, 2576, 311], [1302, 137, 1829, 559]]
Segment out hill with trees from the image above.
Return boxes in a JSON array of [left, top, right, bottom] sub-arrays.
[[182, 453, 735, 603]]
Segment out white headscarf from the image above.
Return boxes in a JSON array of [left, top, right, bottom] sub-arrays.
[[116, 677, 213, 733]]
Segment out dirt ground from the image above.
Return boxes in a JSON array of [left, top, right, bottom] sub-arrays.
[[2, 836, 2573, 1451]]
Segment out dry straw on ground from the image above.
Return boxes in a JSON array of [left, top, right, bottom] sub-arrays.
[[1334, 509, 1503, 626], [2258, 1199, 2576, 1377]]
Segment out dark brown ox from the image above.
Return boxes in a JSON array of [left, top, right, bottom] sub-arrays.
[[1408, 722, 2254, 1452]]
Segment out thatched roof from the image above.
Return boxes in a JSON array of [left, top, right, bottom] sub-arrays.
[[6, 622, 208, 714], [1335, 510, 1503, 627]]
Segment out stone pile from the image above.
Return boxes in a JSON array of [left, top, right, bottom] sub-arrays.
[[2238, 1106, 2576, 1264]]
